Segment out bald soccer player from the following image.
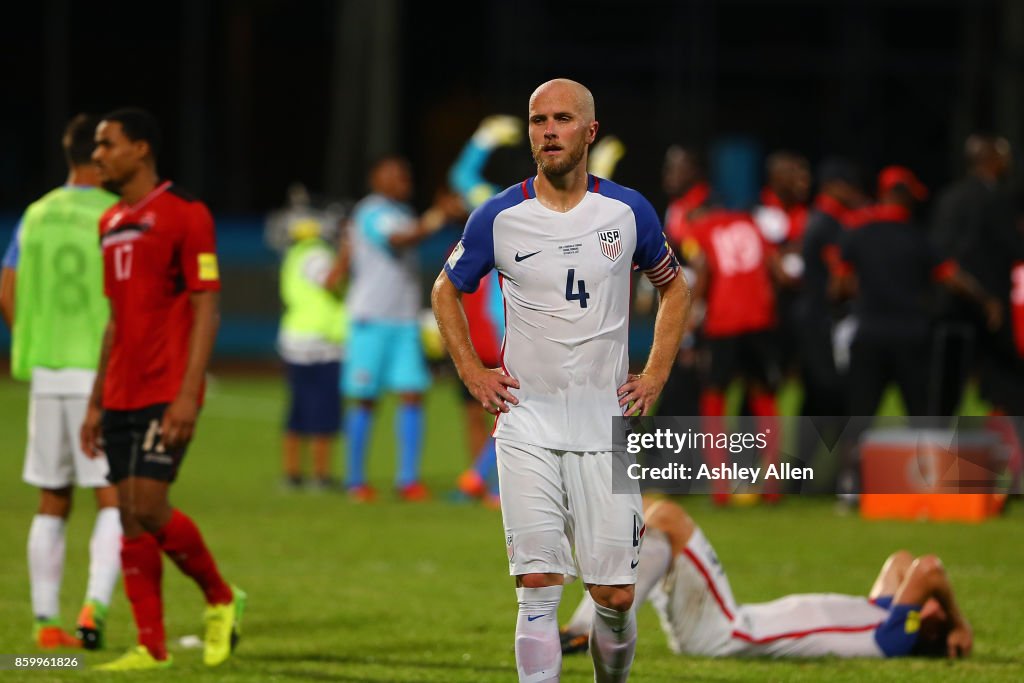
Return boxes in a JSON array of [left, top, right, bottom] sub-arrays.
[[433, 78, 689, 683]]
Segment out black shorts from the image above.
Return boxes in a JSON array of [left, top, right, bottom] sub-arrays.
[[102, 403, 188, 484], [702, 331, 781, 391]]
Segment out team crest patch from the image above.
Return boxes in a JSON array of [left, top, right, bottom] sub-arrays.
[[598, 229, 622, 261], [506, 533, 515, 561]]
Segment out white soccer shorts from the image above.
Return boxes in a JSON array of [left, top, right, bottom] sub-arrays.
[[22, 394, 110, 489], [655, 527, 741, 656], [496, 439, 643, 586]]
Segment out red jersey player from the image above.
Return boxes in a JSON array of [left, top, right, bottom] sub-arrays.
[[79, 109, 245, 671], [686, 208, 786, 503]]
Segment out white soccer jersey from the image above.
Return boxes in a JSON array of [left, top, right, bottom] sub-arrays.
[[732, 593, 888, 658], [445, 176, 677, 451], [647, 526, 892, 659], [346, 194, 421, 322]]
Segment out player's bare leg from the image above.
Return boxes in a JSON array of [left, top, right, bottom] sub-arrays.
[[282, 431, 304, 488], [643, 497, 695, 553], [869, 550, 914, 599], [514, 572, 564, 683], [30, 487, 80, 647], [586, 583, 636, 683], [311, 434, 335, 486]]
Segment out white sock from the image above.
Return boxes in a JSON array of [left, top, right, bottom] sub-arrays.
[[590, 602, 637, 683], [515, 585, 563, 683], [28, 515, 66, 620], [85, 507, 122, 608]]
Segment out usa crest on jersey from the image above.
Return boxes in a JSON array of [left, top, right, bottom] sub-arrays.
[[598, 229, 622, 261]]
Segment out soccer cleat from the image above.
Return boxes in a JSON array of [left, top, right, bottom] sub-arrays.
[[75, 600, 108, 650], [281, 475, 305, 491], [457, 470, 487, 499], [35, 622, 82, 649], [397, 481, 430, 502], [347, 484, 377, 503], [309, 476, 340, 493], [731, 492, 760, 507], [559, 628, 590, 655], [95, 645, 172, 671], [203, 585, 246, 666]]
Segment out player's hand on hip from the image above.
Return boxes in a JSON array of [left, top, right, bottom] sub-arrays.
[[80, 403, 104, 459], [464, 366, 520, 415], [162, 394, 199, 450], [618, 373, 664, 417], [947, 623, 973, 658]]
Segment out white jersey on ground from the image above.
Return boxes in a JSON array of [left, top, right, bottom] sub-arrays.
[[445, 175, 676, 452], [732, 593, 888, 658], [346, 193, 421, 322], [644, 525, 889, 658]]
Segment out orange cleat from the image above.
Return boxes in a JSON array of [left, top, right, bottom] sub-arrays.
[[457, 470, 487, 499], [35, 625, 82, 649], [397, 481, 430, 502], [347, 484, 377, 503]]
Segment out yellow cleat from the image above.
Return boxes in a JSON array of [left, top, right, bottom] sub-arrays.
[[95, 645, 172, 671], [203, 585, 246, 666], [731, 492, 761, 508]]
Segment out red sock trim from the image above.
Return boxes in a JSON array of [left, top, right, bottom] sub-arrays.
[[700, 390, 726, 417], [749, 393, 777, 417]]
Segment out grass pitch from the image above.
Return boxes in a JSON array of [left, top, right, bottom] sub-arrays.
[[0, 373, 1021, 682]]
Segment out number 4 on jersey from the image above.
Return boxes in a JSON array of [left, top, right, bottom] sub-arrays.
[[565, 268, 589, 308]]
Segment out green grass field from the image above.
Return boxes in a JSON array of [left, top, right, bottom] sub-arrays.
[[0, 374, 1021, 682]]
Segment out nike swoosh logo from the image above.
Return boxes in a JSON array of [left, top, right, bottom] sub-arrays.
[[527, 614, 547, 622], [515, 250, 541, 262], [630, 559, 639, 568]]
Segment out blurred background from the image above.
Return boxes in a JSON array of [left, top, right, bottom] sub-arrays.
[[2, 0, 1022, 359]]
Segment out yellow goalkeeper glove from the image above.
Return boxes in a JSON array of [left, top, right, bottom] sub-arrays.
[[588, 136, 626, 179], [472, 115, 522, 149]]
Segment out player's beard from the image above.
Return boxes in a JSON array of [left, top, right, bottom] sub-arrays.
[[99, 168, 130, 196], [101, 178, 123, 195], [533, 139, 588, 177]]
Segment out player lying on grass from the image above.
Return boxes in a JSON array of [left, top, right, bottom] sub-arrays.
[[561, 497, 972, 659]]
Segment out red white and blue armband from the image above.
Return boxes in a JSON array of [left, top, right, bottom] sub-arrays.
[[642, 248, 679, 288]]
